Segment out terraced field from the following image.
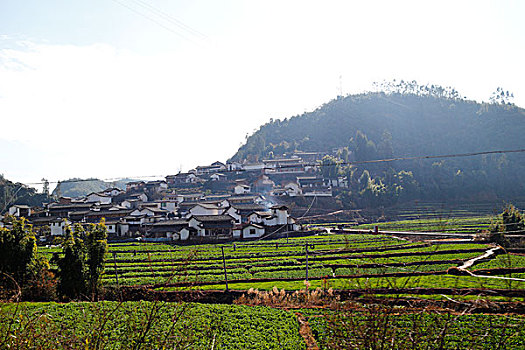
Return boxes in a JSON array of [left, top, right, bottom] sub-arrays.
[[39, 232, 525, 296]]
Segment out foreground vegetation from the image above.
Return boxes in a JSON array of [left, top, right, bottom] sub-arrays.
[[0, 301, 305, 349], [2, 207, 525, 348], [1, 299, 524, 349]]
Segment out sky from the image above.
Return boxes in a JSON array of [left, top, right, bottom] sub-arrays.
[[0, 0, 524, 190]]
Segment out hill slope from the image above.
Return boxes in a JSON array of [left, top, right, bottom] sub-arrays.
[[232, 92, 525, 161], [231, 90, 525, 203], [51, 178, 135, 198], [0, 176, 50, 213]]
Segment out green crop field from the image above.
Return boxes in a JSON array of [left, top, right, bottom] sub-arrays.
[[38, 231, 525, 297], [0, 301, 305, 349]]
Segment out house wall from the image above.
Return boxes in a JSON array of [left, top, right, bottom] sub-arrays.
[[86, 194, 112, 204], [273, 208, 288, 225], [247, 213, 263, 224], [224, 207, 241, 224], [117, 223, 129, 236], [106, 224, 116, 234], [242, 226, 265, 239], [234, 185, 250, 194], [189, 205, 221, 217], [233, 229, 241, 238], [180, 228, 190, 241], [50, 220, 67, 236]]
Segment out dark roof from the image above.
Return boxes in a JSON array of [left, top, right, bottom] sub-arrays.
[[231, 204, 266, 211], [87, 192, 110, 197], [48, 203, 93, 211], [271, 205, 289, 210], [191, 215, 235, 222], [192, 203, 220, 210], [85, 210, 132, 217], [152, 219, 188, 226], [141, 207, 168, 214]]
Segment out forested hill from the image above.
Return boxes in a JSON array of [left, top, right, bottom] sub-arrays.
[[231, 87, 525, 203], [232, 92, 525, 162], [0, 175, 50, 213]]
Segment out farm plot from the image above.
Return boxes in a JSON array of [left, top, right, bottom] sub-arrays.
[[0, 301, 305, 350], [86, 235, 512, 294], [314, 215, 494, 234], [304, 308, 525, 349]]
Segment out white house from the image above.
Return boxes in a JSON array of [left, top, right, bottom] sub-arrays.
[[234, 184, 251, 195], [283, 182, 302, 197], [130, 207, 168, 218], [102, 188, 125, 197], [50, 218, 69, 236], [85, 192, 112, 204], [242, 163, 265, 172], [188, 215, 235, 237], [8, 205, 31, 217], [210, 173, 227, 181], [158, 200, 178, 214], [233, 223, 265, 239], [187, 203, 223, 217], [227, 161, 244, 171]]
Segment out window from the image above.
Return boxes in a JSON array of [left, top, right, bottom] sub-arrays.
[[250, 229, 256, 235]]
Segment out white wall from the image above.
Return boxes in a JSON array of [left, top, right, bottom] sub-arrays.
[[243, 225, 265, 239]]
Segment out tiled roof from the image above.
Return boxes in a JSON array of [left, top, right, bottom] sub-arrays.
[[191, 215, 235, 222]]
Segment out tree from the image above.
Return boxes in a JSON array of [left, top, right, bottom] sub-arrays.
[[491, 204, 524, 234], [85, 219, 108, 300], [55, 220, 108, 300], [489, 87, 514, 105], [0, 216, 37, 284], [320, 155, 340, 179], [55, 224, 88, 299], [0, 216, 56, 300], [353, 130, 377, 162], [486, 204, 524, 246]]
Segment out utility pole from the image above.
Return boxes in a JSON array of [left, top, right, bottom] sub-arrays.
[[221, 246, 229, 291], [112, 252, 121, 300], [305, 243, 309, 282]]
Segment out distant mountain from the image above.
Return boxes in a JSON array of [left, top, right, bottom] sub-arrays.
[[231, 86, 525, 204], [0, 175, 50, 213], [52, 178, 136, 198]]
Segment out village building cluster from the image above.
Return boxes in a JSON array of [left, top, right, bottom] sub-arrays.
[[2, 151, 349, 242]]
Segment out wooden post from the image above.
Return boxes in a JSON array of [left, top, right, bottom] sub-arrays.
[[221, 246, 229, 291], [112, 252, 120, 299], [305, 243, 309, 282]]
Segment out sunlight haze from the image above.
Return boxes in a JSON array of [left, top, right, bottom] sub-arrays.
[[0, 0, 523, 187]]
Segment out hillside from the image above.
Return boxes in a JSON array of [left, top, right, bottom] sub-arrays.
[[231, 86, 525, 204], [51, 178, 135, 198], [0, 175, 50, 213]]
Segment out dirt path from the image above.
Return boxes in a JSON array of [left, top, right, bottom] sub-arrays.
[[295, 312, 319, 350]]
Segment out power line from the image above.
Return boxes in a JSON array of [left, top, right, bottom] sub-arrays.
[[126, 0, 207, 39], [19, 148, 525, 187], [110, 0, 205, 44], [277, 148, 525, 171]]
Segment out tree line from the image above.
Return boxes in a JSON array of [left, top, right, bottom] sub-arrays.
[[0, 216, 107, 301]]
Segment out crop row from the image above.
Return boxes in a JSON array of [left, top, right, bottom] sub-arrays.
[[0, 302, 306, 350], [306, 309, 525, 349]]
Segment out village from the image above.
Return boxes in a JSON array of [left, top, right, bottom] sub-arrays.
[[2, 151, 351, 242]]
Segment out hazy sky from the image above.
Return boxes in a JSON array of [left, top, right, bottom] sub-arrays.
[[0, 0, 524, 188]]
